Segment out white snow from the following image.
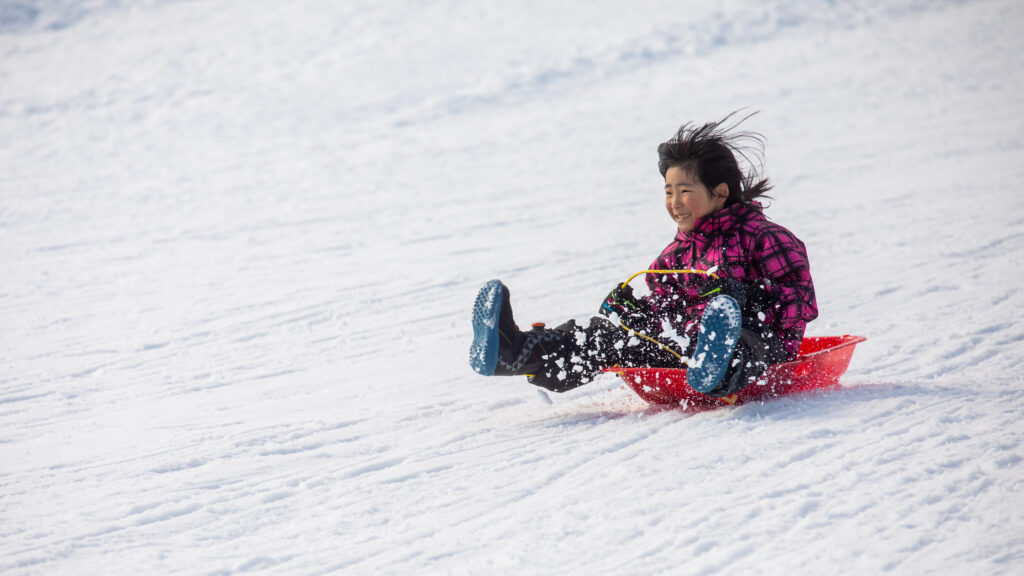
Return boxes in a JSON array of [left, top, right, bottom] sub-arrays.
[[2, 0, 1024, 574]]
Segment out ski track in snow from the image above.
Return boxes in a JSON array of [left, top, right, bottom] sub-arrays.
[[2, 0, 1024, 574]]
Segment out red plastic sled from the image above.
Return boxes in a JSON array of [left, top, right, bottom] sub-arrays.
[[603, 335, 866, 408]]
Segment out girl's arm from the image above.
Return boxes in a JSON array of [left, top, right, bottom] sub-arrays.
[[753, 227, 818, 358]]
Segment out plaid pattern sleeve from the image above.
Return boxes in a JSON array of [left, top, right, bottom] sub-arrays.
[[752, 224, 818, 357]]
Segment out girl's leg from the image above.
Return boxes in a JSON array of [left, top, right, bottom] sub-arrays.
[[470, 280, 787, 397], [706, 325, 790, 397], [527, 316, 686, 392], [470, 280, 684, 391]]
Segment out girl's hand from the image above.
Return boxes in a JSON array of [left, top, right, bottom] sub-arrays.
[[600, 284, 654, 332], [700, 278, 775, 319], [699, 277, 749, 309]]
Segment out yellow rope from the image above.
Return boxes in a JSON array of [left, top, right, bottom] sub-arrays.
[[620, 269, 719, 288], [618, 323, 685, 361], [612, 269, 719, 366]]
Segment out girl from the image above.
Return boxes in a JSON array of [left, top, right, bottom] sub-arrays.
[[469, 113, 818, 398]]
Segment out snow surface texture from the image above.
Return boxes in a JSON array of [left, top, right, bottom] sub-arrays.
[[2, 0, 1023, 573]]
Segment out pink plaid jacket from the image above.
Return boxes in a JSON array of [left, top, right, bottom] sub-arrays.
[[645, 202, 817, 359]]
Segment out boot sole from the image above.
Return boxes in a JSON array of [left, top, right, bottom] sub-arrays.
[[687, 295, 743, 393], [469, 279, 505, 376]]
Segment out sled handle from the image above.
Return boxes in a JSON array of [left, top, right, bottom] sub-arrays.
[[620, 269, 720, 289], [610, 269, 721, 364]]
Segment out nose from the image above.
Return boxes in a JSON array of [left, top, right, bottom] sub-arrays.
[[670, 191, 684, 210]]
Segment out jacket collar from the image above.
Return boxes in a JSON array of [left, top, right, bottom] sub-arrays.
[[674, 201, 765, 243]]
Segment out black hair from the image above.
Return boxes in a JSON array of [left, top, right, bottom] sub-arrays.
[[657, 110, 772, 207]]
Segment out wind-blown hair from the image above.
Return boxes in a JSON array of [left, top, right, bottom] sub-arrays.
[[657, 111, 772, 207]]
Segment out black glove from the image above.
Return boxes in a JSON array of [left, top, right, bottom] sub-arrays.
[[699, 277, 748, 309], [700, 277, 774, 320], [599, 284, 654, 332]]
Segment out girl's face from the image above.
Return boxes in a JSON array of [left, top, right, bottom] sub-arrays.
[[664, 165, 728, 233]]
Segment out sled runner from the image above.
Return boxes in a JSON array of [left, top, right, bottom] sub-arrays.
[[603, 335, 865, 408]]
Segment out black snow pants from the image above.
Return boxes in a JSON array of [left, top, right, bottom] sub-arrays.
[[528, 316, 787, 397]]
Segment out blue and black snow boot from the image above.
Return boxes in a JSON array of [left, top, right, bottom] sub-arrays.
[[469, 280, 567, 377], [686, 294, 744, 393]]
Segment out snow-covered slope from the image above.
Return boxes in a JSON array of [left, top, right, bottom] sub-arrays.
[[2, 0, 1023, 573]]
